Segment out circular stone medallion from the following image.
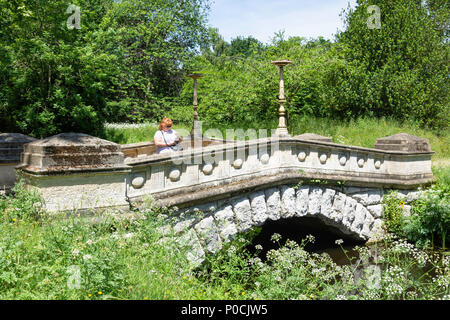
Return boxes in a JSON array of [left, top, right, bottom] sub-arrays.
[[202, 163, 214, 175]]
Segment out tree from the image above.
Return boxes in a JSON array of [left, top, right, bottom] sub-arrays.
[[0, 0, 211, 137], [330, 0, 449, 130], [230, 36, 264, 57], [0, 0, 118, 137]]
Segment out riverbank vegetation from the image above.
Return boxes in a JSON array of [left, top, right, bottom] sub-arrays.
[[0, 178, 448, 300]]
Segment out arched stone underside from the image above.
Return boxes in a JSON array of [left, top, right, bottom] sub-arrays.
[[165, 184, 421, 266]]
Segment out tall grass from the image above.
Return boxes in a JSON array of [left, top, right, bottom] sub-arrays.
[[1, 183, 449, 300]]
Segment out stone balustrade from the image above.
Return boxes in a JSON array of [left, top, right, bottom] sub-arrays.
[[14, 132, 434, 214]]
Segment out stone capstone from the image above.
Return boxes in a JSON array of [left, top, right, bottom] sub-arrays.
[[0, 133, 37, 164], [374, 133, 432, 153], [18, 133, 126, 173], [249, 191, 268, 226]]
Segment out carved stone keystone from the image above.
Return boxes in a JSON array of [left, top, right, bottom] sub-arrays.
[[374, 133, 432, 153]]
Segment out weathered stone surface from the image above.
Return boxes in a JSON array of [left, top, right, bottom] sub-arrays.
[[374, 133, 432, 153], [308, 187, 323, 216], [367, 204, 383, 219], [265, 187, 281, 220], [214, 205, 238, 241], [232, 198, 253, 233], [0, 133, 37, 163], [342, 197, 357, 230], [361, 213, 375, 239], [0, 133, 37, 192], [331, 192, 346, 222], [249, 191, 268, 226], [281, 186, 296, 218], [18, 133, 126, 172], [320, 188, 336, 218], [159, 183, 426, 264], [177, 229, 205, 268], [351, 189, 382, 206], [351, 203, 367, 232], [194, 216, 222, 254], [295, 185, 309, 217]]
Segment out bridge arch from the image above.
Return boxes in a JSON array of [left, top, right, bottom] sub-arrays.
[[168, 184, 411, 266]]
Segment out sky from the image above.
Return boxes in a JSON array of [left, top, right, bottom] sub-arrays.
[[208, 0, 358, 44]]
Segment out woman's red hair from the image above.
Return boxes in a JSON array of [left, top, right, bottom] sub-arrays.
[[158, 118, 173, 130]]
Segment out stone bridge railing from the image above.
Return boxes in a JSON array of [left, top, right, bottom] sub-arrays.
[[4, 132, 433, 215]]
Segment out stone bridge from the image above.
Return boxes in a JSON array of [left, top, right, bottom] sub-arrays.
[[1, 131, 434, 252]]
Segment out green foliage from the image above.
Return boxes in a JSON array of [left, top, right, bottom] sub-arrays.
[[0, 0, 210, 138], [0, 180, 45, 223], [336, 0, 449, 130], [404, 188, 450, 249], [381, 191, 406, 235], [172, 0, 449, 132]]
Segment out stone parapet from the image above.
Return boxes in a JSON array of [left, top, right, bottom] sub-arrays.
[[15, 132, 434, 213]]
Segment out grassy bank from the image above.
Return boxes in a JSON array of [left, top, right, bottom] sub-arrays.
[[0, 183, 448, 300]]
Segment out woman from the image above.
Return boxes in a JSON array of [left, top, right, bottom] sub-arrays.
[[154, 118, 182, 154]]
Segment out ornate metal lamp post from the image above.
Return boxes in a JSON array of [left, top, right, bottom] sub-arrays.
[[187, 73, 203, 139], [271, 60, 292, 137]]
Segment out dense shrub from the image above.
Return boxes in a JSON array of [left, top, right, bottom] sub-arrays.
[[404, 188, 450, 249]]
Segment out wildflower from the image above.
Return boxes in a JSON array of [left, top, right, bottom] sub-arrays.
[[86, 239, 94, 245], [98, 291, 102, 295], [123, 232, 134, 239], [227, 245, 237, 257], [88, 294, 92, 297], [335, 239, 344, 245], [82, 254, 92, 260], [305, 234, 315, 243], [72, 249, 80, 256], [241, 292, 245, 296], [271, 233, 282, 243]]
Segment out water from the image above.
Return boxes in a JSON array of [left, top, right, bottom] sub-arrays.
[[247, 216, 365, 263]]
